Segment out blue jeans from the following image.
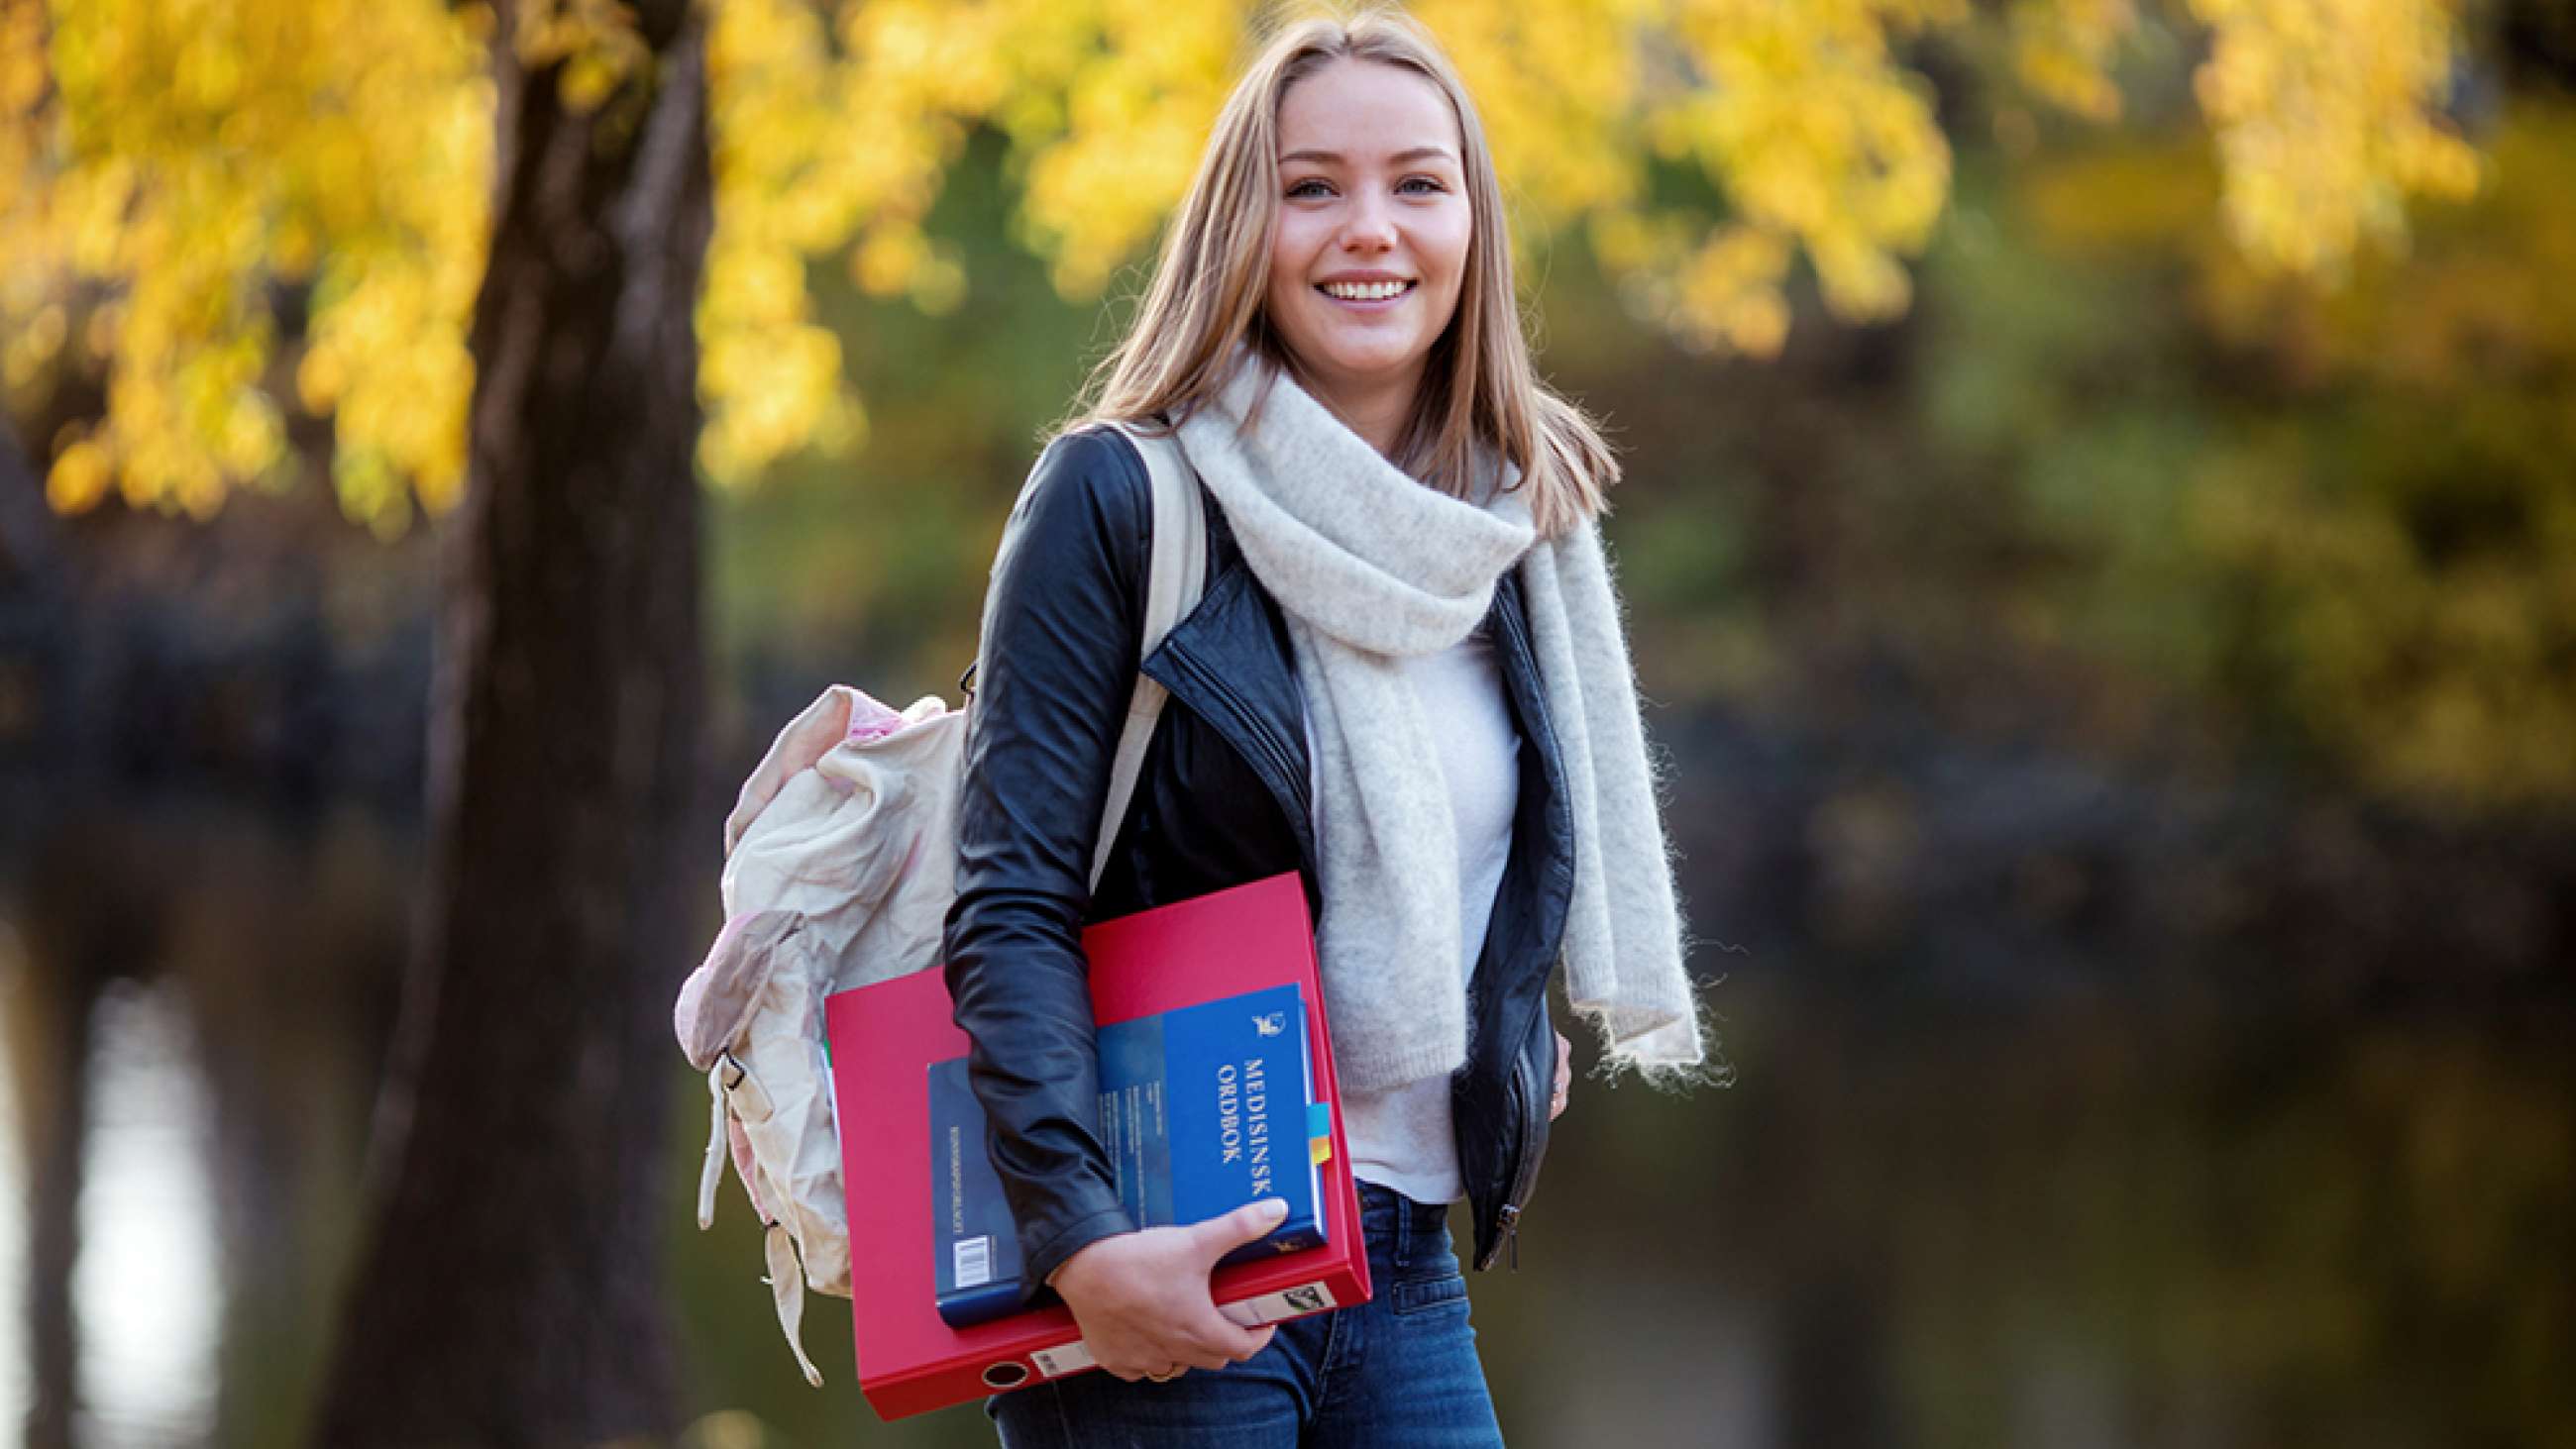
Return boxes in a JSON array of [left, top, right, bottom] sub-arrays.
[[986, 1181, 1507, 1447]]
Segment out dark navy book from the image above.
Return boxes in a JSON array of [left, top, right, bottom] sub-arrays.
[[931, 981, 1328, 1329]]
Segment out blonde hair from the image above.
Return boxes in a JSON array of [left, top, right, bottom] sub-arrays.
[[1064, 5, 1616, 538]]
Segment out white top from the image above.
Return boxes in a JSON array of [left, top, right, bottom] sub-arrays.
[[1314, 616, 1520, 1206]]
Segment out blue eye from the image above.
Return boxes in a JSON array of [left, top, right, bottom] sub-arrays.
[[1285, 176, 1447, 199]]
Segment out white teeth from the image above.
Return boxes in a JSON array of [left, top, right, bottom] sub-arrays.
[[1321, 279, 1409, 301]]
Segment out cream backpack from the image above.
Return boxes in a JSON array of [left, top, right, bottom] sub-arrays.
[[674, 422, 1207, 1384]]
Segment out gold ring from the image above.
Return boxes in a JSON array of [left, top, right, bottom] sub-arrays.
[[1146, 1368, 1181, 1383]]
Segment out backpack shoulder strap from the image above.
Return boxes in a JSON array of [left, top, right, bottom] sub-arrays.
[[1090, 419, 1206, 890]]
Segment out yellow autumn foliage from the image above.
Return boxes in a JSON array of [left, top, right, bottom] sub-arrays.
[[2003, 106, 2573, 809], [5, 0, 491, 528], [0, 0, 2483, 529]]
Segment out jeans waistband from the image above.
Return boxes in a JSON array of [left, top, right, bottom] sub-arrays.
[[1355, 1178, 1451, 1250], [1354, 1179, 1455, 1276]]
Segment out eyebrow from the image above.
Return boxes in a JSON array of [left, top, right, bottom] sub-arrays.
[[1278, 147, 1460, 167]]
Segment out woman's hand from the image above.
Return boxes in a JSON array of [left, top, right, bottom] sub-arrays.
[[1045, 1198, 1287, 1382], [1551, 1029, 1571, 1120]]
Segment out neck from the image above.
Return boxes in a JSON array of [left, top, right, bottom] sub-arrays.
[[1305, 362, 1421, 458]]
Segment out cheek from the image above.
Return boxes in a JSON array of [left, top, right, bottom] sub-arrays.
[[1417, 222, 1471, 323], [1270, 214, 1326, 281], [1428, 210, 1473, 282]]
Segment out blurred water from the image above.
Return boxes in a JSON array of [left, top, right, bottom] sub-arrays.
[[0, 796, 2567, 1448], [73, 981, 220, 1448], [0, 959, 222, 1449]]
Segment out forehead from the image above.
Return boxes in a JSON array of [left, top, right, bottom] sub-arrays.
[[1276, 57, 1460, 163]]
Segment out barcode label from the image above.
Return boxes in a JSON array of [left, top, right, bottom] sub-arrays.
[[1031, 1340, 1095, 1378], [1219, 1279, 1337, 1327], [953, 1234, 993, 1289]]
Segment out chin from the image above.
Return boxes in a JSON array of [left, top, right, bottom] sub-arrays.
[[1305, 338, 1426, 384], [1321, 353, 1413, 381]]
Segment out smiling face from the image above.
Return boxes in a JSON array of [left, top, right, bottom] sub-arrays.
[[1264, 57, 1472, 444]]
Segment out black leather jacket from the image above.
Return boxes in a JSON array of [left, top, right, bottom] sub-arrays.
[[941, 422, 1575, 1306]]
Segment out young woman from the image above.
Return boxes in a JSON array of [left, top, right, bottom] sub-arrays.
[[942, 10, 1710, 1444]]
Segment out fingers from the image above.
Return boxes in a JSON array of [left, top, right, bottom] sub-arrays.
[[1140, 1328, 1265, 1383], [1069, 1209, 1290, 1383], [1553, 1029, 1572, 1119], [1195, 1196, 1290, 1260], [1209, 1316, 1275, 1363], [1111, 1315, 1272, 1381], [1172, 1297, 1272, 1365], [1182, 1201, 1288, 1355]]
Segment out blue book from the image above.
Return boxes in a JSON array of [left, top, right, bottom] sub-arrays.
[[931, 981, 1328, 1328]]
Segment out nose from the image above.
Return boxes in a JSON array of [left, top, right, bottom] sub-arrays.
[[1340, 189, 1397, 254]]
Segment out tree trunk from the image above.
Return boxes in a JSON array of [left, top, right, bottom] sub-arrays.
[[315, 0, 711, 1441]]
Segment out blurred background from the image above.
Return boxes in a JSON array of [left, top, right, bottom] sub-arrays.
[[3, 0, 2571, 1445]]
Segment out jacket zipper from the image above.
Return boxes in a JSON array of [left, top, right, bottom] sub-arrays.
[[1485, 580, 1561, 1273], [1479, 1039, 1548, 1271]]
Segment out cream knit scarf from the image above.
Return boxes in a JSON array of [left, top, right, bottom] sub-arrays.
[[1173, 359, 1707, 1092]]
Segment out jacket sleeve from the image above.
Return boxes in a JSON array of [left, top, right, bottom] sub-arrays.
[[942, 425, 1153, 1300]]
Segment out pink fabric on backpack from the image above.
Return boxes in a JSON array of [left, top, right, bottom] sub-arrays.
[[844, 690, 907, 744], [726, 1116, 765, 1219]]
